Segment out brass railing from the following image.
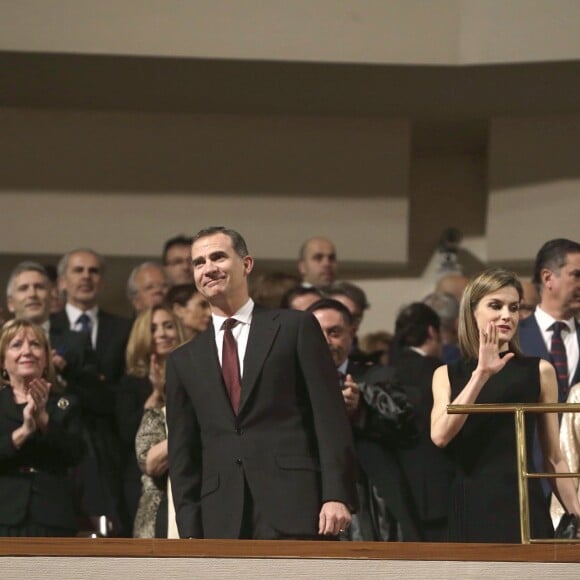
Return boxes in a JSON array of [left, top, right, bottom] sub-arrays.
[[447, 402, 580, 544]]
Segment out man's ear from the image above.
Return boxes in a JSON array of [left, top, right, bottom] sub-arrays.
[[57, 276, 67, 293], [541, 268, 554, 290], [6, 296, 15, 314], [297, 260, 306, 277], [427, 325, 440, 342], [243, 255, 254, 276]]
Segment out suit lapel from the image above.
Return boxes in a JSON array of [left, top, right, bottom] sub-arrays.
[[197, 324, 234, 413], [96, 311, 110, 360], [239, 308, 280, 414], [521, 316, 549, 359]]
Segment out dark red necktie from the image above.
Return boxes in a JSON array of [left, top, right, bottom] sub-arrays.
[[550, 321, 569, 403], [222, 318, 242, 414]]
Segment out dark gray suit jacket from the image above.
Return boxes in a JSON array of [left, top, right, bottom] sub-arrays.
[[166, 306, 358, 539]]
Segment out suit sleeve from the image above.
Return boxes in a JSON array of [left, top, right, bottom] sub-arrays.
[[296, 312, 359, 511], [165, 353, 203, 538]]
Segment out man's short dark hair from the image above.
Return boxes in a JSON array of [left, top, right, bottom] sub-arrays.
[[306, 298, 353, 327], [280, 285, 323, 309], [394, 302, 440, 348], [532, 238, 580, 292], [166, 283, 198, 307], [192, 227, 249, 258], [325, 281, 369, 313], [162, 235, 194, 264]]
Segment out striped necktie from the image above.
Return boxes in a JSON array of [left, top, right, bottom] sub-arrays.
[[549, 321, 569, 403]]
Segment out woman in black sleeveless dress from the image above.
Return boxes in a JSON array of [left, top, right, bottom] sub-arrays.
[[431, 268, 580, 542]]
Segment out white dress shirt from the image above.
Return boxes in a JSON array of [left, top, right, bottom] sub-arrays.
[[211, 299, 254, 377]]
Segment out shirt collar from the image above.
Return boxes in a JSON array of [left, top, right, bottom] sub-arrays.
[[409, 346, 427, 357], [66, 303, 99, 326], [212, 298, 254, 334], [337, 359, 349, 375], [41, 320, 50, 335], [535, 306, 575, 333]]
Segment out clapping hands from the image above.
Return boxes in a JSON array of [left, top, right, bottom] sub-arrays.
[[145, 354, 165, 409], [342, 374, 360, 416], [22, 377, 52, 436]]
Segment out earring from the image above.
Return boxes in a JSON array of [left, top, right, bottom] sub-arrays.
[[1, 369, 8, 381]]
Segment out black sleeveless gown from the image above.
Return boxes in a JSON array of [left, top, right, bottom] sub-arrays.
[[447, 355, 553, 542]]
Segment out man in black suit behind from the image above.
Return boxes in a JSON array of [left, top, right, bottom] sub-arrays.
[[52, 249, 132, 390], [51, 249, 133, 535], [387, 302, 454, 541], [308, 298, 422, 541], [166, 226, 357, 539]]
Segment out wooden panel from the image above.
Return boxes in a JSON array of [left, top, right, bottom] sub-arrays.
[[1, 538, 580, 562]]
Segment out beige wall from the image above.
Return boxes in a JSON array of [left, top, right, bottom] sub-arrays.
[[0, 108, 409, 262], [2, 1, 580, 65], [487, 115, 580, 263], [2, 2, 580, 329]]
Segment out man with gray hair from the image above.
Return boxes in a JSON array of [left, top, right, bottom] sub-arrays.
[[52, 248, 132, 386], [423, 291, 460, 363], [126, 261, 169, 314]]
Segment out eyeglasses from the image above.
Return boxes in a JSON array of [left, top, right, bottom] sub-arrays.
[[166, 258, 190, 267]]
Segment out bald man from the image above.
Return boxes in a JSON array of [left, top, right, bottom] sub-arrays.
[[298, 237, 337, 289], [435, 273, 468, 304]]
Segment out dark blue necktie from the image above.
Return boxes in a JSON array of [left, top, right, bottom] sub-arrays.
[[77, 313, 92, 334], [550, 321, 569, 403]]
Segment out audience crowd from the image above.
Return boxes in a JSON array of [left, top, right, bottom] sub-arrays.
[[0, 232, 579, 543]]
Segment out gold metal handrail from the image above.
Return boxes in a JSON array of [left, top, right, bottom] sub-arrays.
[[447, 402, 580, 544]]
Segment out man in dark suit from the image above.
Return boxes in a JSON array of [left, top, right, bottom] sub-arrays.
[[518, 239, 580, 498], [51, 249, 133, 535], [518, 239, 580, 398], [52, 249, 132, 389], [387, 302, 454, 541], [166, 226, 357, 539], [308, 298, 422, 541]]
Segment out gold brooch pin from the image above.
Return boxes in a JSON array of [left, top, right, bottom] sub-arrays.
[[57, 397, 70, 410]]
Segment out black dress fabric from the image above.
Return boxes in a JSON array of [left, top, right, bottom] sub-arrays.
[[446, 355, 553, 542]]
